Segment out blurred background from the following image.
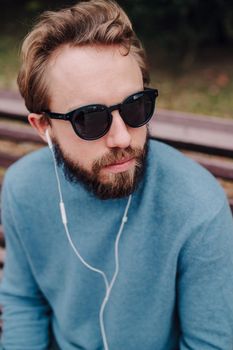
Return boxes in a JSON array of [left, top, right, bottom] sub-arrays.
[[0, 0, 232, 118]]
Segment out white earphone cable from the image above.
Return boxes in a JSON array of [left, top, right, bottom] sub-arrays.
[[47, 134, 131, 350]]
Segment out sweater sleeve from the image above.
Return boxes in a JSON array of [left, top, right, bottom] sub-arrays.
[[178, 199, 233, 350], [0, 178, 52, 349]]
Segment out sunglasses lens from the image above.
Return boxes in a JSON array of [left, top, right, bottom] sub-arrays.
[[73, 106, 111, 140], [121, 91, 155, 127]]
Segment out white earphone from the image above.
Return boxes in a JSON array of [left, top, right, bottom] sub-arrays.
[[45, 129, 53, 149], [44, 126, 131, 350]]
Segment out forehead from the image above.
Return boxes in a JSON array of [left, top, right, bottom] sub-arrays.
[[47, 45, 143, 112]]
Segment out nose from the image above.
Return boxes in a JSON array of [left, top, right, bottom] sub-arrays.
[[105, 111, 132, 149]]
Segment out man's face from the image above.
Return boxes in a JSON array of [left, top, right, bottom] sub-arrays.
[[46, 45, 148, 199]]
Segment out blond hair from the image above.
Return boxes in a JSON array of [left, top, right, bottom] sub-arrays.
[[17, 0, 150, 113]]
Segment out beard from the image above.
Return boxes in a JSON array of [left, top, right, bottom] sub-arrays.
[[52, 133, 149, 200]]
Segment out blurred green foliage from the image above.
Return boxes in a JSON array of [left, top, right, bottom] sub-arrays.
[[119, 0, 233, 51], [0, 0, 232, 54], [0, 0, 232, 118]]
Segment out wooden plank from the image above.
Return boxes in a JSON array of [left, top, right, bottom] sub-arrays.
[[150, 111, 233, 154], [0, 122, 43, 143], [230, 199, 233, 213], [0, 227, 4, 249], [156, 109, 233, 132], [0, 94, 28, 118], [0, 153, 19, 168], [187, 154, 233, 181], [1, 91, 233, 154], [1, 113, 233, 156], [0, 247, 5, 266], [0, 90, 22, 100]]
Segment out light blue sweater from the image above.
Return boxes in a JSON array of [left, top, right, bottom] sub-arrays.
[[1, 140, 233, 350]]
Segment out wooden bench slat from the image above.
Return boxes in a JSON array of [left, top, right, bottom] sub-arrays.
[[0, 153, 19, 168], [150, 116, 233, 154], [0, 227, 4, 247], [1, 90, 233, 155], [0, 96, 28, 118], [0, 122, 43, 143], [188, 154, 233, 181]]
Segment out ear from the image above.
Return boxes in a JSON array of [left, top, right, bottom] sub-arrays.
[[28, 113, 51, 144]]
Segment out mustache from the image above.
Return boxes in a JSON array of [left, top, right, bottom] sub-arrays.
[[92, 146, 145, 173]]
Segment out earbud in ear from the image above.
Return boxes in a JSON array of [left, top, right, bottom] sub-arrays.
[[45, 129, 53, 149]]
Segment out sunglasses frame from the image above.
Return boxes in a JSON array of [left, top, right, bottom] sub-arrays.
[[43, 87, 158, 141]]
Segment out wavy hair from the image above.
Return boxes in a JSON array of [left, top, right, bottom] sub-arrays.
[[17, 0, 150, 113]]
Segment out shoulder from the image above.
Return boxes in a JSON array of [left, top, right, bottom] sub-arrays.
[[2, 147, 53, 201], [147, 140, 227, 221]]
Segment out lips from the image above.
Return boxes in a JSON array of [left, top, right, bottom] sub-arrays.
[[103, 157, 135, 174], [108, 157, 133, 166]]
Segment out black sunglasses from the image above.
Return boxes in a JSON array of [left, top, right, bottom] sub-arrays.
[[44, 87, 158, 141]]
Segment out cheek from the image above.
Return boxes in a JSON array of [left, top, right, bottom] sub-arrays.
[[51, 121, 81, 153], [51, 120, 74, 141], [130, 125, 147, 146], [51, 120, 106, 170]]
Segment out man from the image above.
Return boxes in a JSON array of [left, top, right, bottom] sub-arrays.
[[1, 0, 233, 349]]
